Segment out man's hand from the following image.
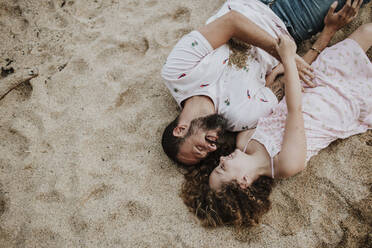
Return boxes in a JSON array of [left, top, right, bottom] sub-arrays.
[[267, 52, 315, 88], [272, 36, 315, 88], [295, 55, 315, 87], [268, 0, 363, 89], [275, 35, 313, 89], [266, 63, 284, 86], [324, 0, 363, 32]]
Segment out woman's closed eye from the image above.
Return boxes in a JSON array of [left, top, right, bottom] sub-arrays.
[[220, 160, 227, 171]]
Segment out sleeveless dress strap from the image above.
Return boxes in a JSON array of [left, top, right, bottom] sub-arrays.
[[270, 157, 274, 179], [243, 138, 275, 179], [243, 138, 251, 154]]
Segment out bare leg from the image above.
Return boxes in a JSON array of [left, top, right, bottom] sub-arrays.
[[349, 23, 372, 52]]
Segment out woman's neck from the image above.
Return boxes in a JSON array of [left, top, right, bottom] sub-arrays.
[[244, 139, 273, 179]]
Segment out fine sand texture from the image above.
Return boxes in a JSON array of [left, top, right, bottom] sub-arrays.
[[0, 0, 371, 247]]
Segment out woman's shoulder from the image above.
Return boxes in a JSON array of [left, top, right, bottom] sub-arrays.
[[236, 129, 256, 152]]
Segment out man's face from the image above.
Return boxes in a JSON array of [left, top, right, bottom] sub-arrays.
[[177, 114, 227, 165]]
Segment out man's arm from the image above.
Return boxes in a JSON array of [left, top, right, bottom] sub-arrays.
[[199, 10, 315, 84], [198, 11, 281, 61], [303, 0, 363, 64], [266, 0, 363, 86]]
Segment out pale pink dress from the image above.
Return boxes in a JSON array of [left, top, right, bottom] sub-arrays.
[[252, 39, 372, 167]]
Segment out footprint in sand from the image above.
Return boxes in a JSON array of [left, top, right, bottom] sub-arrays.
[[69, 213, 89, 235], [96, 37, 150, 64], [129, 232, 178, 248], [115, 87, 139, 109], [105, 67, 124, 82], [51, 13, 69, 29], [269, 191, 310, 236], [28, 228, 63, 247], [36, 190, 66, 203], [0, 126, 30, 159], [108, 200, 152, 223], [145, 0, 157, 8], [152, 6, 192, 47], [81, 183, 113, 206], [0, 185, 9, 218], [0, 3, 30, 33], [68, 0, 114, 23], [126, 200, 152, 220], [172, 7, 191, 22], [71, 58, 89, 74]]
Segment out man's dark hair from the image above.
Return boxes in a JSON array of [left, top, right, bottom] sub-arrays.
[[161, 116, 184, 164], [162, 114, 228, 165]]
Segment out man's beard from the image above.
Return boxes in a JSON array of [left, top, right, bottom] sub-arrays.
[[186, 114, 228, 145]]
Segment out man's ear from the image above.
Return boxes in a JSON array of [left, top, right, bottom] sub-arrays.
[[239, 176, 250, 189], [173, 124, 188, 137]]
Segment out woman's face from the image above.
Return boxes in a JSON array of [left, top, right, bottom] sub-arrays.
[[209, 149, 254, 191]]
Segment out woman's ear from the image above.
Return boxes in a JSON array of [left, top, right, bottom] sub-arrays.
[[173, 124, 188, 137], [239, 176, 250, 189]]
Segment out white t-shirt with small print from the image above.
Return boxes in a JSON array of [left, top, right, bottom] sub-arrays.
[[161, 0, 289, 131]]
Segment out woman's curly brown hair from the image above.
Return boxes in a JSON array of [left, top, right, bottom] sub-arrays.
[[180, 132, 274, 228]]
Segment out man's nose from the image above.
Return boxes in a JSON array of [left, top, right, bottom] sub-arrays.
[[206, 142, 216, 152], [209, 143, 217, 152]]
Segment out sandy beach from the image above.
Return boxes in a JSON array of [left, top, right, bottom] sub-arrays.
[[0, 0, 371, 247]]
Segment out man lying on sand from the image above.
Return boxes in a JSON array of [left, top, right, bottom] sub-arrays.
[[161, 0, 369, 165]]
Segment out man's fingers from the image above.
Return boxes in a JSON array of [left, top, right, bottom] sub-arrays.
[[299, 73, 315, 88], [327, 1, 338, 16], [346, 0, 358, 16], [266, 64, 284, 85], [296, 55, 313, 71], [340, 0, 352, 14], [266, 72, 276, 85], [304, 64, 314, 72], [349, 0, 363, 19], [352, 0, 362, 8], [346, 0, 362, 19], [300, 59, 313, 72], [355, 0, 363, 14], [301, 77, 315, 88], [301, 67, 315, 79]]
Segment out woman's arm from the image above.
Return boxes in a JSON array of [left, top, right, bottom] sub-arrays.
[[274, 36, 306, 178]]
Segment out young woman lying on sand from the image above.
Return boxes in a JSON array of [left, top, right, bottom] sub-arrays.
[[181, 23, 372, 227]]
